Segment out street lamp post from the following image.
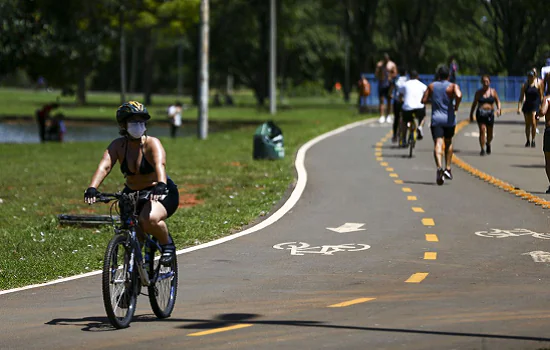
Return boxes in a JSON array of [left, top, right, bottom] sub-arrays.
[[198, 0, 209, 139]]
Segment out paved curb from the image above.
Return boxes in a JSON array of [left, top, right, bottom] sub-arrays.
[[453, 119, 550, 209]]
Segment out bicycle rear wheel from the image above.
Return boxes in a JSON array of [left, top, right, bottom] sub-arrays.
[[408, 132, 415, 158], [102, 234, 138, 329], [147, 240, 178, 318]]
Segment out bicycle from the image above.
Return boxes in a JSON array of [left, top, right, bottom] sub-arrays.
[[407, 119, 417, 158], [93, 191, 178, 329]]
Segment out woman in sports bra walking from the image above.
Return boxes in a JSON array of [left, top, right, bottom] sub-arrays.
[[469, 75, 501, 155], [518, 70, 544, 147], [84, 101, 180, 265]]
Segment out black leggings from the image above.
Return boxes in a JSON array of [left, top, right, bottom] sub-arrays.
[[393, 100, 403, 136]]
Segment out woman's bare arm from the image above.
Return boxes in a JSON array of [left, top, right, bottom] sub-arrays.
[[88, 141, 118, 189], [518, 84, 525, 113], [470, 90, 480, 120], [493, 89, 502, 116]]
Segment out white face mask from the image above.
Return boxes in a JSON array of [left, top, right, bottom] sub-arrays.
[[126, 122, 146, 138]]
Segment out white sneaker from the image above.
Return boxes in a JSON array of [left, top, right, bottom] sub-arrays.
[[386, 115, 393, 123], [378, 116, 385, 123], [536, 128, 540, 134]]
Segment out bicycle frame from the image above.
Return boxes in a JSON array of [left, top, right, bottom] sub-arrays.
[[100, 191, 167, 287]]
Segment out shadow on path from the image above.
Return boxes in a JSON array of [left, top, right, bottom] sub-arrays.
[[45, 313, 550, 342]]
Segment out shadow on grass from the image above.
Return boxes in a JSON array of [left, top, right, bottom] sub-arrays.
[[46, 312, 550, 342]]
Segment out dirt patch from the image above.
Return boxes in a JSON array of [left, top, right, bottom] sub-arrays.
[[179, 193, 204, 208], [223, 161, 247, 167]]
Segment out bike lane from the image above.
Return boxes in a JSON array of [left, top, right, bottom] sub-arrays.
[[2, 112, 550, 349]]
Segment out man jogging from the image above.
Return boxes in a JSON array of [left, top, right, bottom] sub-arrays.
[[375, 53, 397, 123], [422, 66, 462, 185]]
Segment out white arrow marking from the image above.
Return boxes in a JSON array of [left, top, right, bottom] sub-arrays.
[[326, 223, 366, 233], [523, 251, 550, 262]]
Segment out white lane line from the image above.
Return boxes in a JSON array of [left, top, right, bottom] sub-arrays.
[[0, 118, 378, 295]]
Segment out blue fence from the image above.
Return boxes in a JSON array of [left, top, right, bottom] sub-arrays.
[[361, 73, 525, 105]]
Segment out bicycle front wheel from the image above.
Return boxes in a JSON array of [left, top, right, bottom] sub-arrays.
[[147, 240, 178, 319], [102, 234, 138, 329]]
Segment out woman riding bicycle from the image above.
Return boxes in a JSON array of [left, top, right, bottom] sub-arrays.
[[84, 101, 179, 266]]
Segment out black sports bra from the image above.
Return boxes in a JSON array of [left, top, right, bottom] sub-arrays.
[[120, 140, 155, 177], [478, 88, 495, 105]]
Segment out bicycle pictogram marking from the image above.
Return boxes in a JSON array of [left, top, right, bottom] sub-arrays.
[[474, 228, 550, 240], [273, 242, 371, 256]]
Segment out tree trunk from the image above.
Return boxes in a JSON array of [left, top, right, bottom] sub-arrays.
[[129, 37, 139, 93], [255, 3, 269, 106], [77, 68, 87, 105], [142, 30, 156, 105]]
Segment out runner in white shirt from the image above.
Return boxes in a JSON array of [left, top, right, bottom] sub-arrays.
[[399, 70, 428, 142], [392, 67, 408, 144]]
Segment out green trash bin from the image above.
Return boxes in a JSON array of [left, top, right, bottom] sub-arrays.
[[253, 121, 284, 160]]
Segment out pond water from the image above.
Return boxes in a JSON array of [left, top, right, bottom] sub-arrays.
[[0, 122, 199, 143]]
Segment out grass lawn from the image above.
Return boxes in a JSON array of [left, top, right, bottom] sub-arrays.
[[0, 88, 373, 290]]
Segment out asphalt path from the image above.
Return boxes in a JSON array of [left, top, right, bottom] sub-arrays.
[[2, 105, 550, 350]]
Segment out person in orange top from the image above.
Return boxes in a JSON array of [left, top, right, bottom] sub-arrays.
[[357, 75, 371, 112]]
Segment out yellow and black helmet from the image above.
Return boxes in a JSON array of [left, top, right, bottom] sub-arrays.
[[116, 101, 151, 124]]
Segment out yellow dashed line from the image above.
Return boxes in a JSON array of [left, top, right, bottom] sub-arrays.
[[375, 153, 382, 157], [380, 162, 388, 166], [328, 297, 376, 308], [412, 207, 425, 213], [376, 157, 384, 161], [402, 187, 412, 192], [188, 324, 254, 336], [390, 173, 399, 178], [386, 167, 394, 171], [405, 273, 429, 283], [422, 218, 435, 226], [424, 252, 437, 260], [452, 119, 550, 209], [407, 196, 417, 201], [425, 234, 439, 242], [394, 180, 404, 184]]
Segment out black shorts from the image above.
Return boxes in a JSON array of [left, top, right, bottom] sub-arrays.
[[122, 177, 179, 219], [544, 128, 550, 152], [522, 101, 540, 113], [476, 108, 495, 125], [430, 125, 456, 140], [402, 108, 426, 124], [378, 85, 391, 99]]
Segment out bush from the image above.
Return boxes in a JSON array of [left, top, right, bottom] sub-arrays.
[[287, 80, 328, 97]]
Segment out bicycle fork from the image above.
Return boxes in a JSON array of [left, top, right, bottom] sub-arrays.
[[128, 236, 151, 287]]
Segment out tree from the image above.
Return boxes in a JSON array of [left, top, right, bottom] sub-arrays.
[[472, 0, 550, 75]]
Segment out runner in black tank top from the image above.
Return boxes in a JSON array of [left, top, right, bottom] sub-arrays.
[[518, 70, 544, 147], [469, 75, 501, 156]]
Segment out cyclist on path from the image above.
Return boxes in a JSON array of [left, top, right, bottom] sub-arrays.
[[84, 101, 180, 265], [392, 67, 408, 144], [399, 70, 427, 146], [422, 66, 462, 185]]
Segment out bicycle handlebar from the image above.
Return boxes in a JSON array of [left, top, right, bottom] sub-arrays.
[[94, 190, 153, 204]]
